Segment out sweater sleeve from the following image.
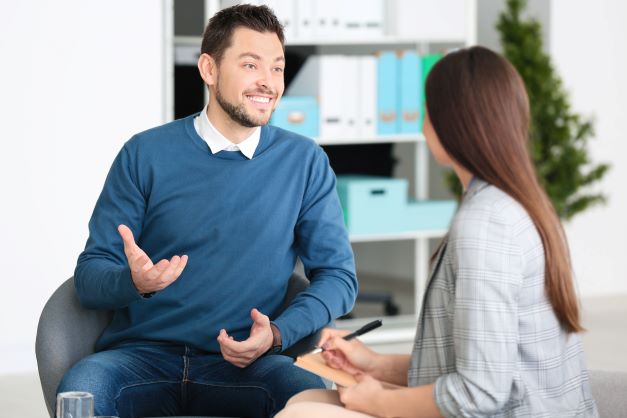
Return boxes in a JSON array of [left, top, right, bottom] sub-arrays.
[[74, 141, 146, 309], [433, 204, 524, 417], [273, 148, 358, 348]]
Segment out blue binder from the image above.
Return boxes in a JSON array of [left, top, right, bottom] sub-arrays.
[[398, 50, 422, 134], [376, 51, 398, 135]]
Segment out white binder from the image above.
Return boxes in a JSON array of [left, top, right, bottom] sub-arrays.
[[287, 55, 348, 139], [341, 0, 384, 40], [394, 0, 466, 41], [312, 0, 343, 39], [262, 0, 297, 41], [357, 55, 377, 138], [343, 56, 360, 138], [295, 0, 315, 40]]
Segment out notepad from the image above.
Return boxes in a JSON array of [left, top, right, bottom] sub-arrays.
[[294, 352, 357, 387]]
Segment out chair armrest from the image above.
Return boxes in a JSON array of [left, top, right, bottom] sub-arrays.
[[275, 270, 326, 358]]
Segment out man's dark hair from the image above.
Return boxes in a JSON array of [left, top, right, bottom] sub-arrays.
[[200, 4, 285, 65]]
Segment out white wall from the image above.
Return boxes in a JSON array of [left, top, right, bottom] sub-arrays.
[[550, 0, 627, 297], [476, 0, 551, 53], [0, 1, 165, 374]]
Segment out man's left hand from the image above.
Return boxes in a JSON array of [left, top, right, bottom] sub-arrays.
[[217, 308, 274, 368]]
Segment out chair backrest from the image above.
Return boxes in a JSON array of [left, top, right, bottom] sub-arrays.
[[588, 369, 627, 417], [36, 277, 113, 417], [35, 271, 318, 417]]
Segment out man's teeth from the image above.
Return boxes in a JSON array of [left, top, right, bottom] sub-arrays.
[[248, 96, 270, 103]]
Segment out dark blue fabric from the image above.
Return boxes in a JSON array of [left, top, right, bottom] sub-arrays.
[[74, 115, 357, 352], [57, 342, 325, 418]]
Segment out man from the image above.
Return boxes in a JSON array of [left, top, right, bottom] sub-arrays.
[[57, 5, 357, 417]]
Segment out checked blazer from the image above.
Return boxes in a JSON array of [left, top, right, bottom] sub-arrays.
[[408, 179, 598, 417]]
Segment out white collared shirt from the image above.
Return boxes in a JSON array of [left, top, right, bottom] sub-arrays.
[[193, 105, 260, 159]]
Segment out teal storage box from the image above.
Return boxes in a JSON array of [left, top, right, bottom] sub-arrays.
[[405, 200, 458, 231], [270, 96, 319, 138], [336, 176, 408, 235]]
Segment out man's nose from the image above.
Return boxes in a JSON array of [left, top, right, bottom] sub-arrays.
[[256, 68, 274, 92]]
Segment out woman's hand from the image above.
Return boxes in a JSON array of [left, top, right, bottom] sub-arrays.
[[338, 374, 387, 416], [318, 328, 380, 375]]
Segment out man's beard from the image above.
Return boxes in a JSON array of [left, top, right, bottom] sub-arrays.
[[215, 83, 275, 128]]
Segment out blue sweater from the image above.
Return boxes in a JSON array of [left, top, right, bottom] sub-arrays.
[[75, 114, 357, 352]]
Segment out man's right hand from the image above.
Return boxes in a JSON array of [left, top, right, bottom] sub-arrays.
[[318, 328, 380, 376], [118, 224, 188, 294]]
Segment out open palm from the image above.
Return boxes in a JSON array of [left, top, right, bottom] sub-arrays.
[[118, 224, 188, 294]]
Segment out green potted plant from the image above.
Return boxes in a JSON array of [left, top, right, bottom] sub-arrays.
[[444, 0, 609, 220]]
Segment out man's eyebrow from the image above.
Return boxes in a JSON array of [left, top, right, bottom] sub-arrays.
[[238, 52, 262, 60], [238, 52, 285, 63]]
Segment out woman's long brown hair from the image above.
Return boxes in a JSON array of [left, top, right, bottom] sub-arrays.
[[426, 46, 583, 333]]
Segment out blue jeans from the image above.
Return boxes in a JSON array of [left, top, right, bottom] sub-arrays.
[[57, 342, 324, 418]]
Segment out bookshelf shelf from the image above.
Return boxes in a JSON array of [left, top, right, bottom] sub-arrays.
[[316, 133, 424, 146], [336, 315, 417, 344], [350, 229, 447, 243]]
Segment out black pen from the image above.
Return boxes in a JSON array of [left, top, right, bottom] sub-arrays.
[[308, 319, 382, 355]]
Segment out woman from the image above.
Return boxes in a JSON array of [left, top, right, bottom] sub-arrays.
[[277, 46, 598, 417]]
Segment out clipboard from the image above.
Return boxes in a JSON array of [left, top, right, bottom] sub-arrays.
[[293, 352, 357, 387]]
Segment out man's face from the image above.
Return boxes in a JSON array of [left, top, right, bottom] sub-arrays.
[[212, 27, 285, 128]]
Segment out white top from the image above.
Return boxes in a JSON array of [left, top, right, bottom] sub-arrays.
[[193, 105, 260, 159]]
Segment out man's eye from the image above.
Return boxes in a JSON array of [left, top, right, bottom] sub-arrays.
[[244, 63, 256, 70], [274, 67, 284, 73]]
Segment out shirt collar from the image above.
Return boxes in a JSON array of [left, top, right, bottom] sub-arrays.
[[464, 176, 489, 200], [193, 105, 260, 159]]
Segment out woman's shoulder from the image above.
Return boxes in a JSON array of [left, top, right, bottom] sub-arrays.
[[451, 180, 537, 243], [463, 181, 530, 222]]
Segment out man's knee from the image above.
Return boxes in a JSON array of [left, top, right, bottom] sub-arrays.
[[57, 352, 124, 415], [261, 355, 325, 390], [255, 355, 325, 412], [58, 355, 113, 394]]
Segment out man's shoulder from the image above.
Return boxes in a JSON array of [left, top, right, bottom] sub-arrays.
[[127, 115, 193, 149]]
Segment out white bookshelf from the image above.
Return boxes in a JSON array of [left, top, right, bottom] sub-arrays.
[[164, 0, 476, 343]]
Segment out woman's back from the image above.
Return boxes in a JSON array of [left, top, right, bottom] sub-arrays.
[[409, 180, 597, 417]]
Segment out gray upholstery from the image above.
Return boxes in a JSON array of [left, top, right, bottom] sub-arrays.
[[36, 278, 112, 417], [36, 272, 320, 418], [589, 369, 627, 417]]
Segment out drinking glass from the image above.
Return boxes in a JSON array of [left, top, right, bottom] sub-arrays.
[[56, 391, 94, 418]]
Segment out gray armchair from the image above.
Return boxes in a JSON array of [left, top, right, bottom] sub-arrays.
[[36, 272, 320, 418], [588, 369, 627, 417]]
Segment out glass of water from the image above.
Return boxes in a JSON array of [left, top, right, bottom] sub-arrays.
[[56, 391, 94, 418]]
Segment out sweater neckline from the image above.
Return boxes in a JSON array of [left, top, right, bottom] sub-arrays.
[[183, 113, 272, 161]]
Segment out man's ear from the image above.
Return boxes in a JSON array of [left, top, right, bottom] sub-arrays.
[[198, 53, 217, 86]]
